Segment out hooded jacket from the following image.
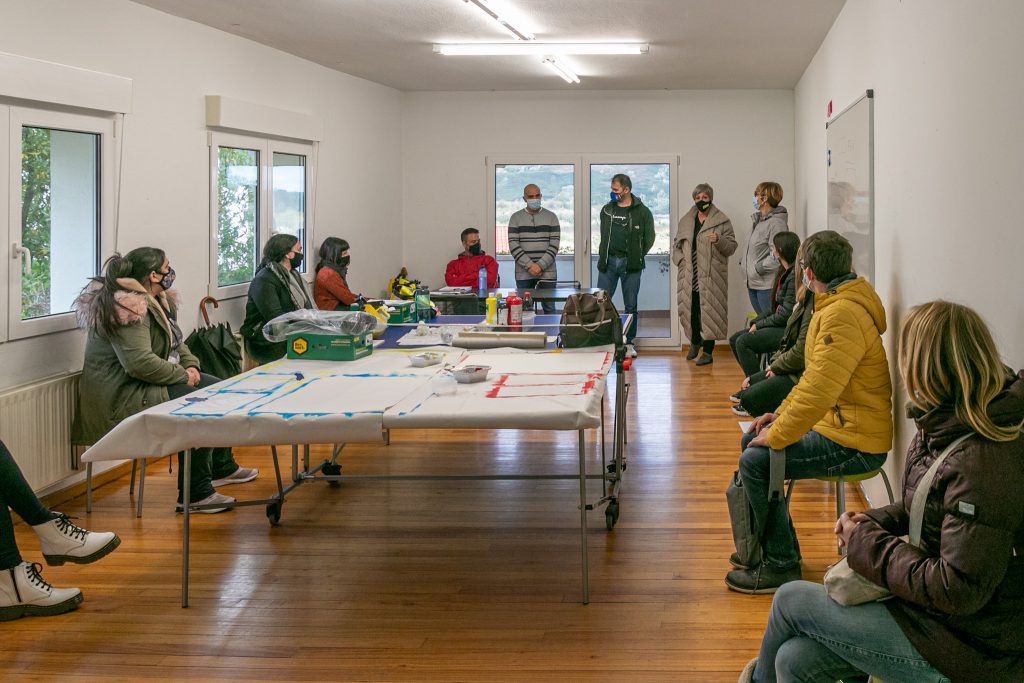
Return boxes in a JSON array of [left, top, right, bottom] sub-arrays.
[[72, 279, 199, 445], [766, 276, 893, 454], [673, 204, 738, 341], [444, 251, 498, 289], [741, 205, 789, 290], [847, 371, 1024, 683], [597, 194, 655, 273]]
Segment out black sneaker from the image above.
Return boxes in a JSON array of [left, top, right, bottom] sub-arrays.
[[725, 563, 802, 595]]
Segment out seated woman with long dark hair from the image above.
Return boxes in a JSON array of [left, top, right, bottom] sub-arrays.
[[314, 237, 362, 310], [240, 233, 313, 365], [740, 300, 1024, 683], [74, 248, 257, 513]]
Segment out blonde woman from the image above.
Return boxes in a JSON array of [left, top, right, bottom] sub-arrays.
[[740, 301, 1024, 683]]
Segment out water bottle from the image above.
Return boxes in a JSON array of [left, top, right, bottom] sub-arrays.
[[414, 285, 431, 322], [478, 266, 487, 297]]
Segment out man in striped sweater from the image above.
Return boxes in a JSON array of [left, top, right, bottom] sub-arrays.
[[507, 184, 560, 313]]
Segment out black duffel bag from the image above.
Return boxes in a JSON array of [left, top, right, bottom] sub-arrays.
[[559, 291, 623, 348]]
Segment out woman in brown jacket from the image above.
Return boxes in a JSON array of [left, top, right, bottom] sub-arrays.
[[673, 183, 737, 366], [740, 300, 1024, 683]]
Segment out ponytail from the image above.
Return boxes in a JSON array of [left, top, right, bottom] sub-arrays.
[[84, 247, 165, 338]]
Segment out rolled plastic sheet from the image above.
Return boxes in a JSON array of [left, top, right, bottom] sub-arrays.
[[262, 309, 379, 342]]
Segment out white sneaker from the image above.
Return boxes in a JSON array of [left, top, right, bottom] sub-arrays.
[[731, 405, 751, 417], [626, 344, 638, 358], [33, 514, 120, 566], [175, 491, 235, 514], [729, 392, 742, 403], [211, 467, 259, 488], [0, 562, 83, 622]]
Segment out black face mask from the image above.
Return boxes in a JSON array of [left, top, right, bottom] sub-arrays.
[[289, 252, 304, 269], [157, 266, 176, 290], [468, 243, 482, 256], [695, 200, 711, 213], [338, 255, 350, 268]]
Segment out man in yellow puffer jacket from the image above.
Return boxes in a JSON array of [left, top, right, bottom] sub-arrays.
[[727, 230, 893, 595]]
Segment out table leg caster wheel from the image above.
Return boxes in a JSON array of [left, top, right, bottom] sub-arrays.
[[266, 501, 282, 526], [606, 459, 627, 474], [605, 500, 620, 530], [322, 461, 342, 477]]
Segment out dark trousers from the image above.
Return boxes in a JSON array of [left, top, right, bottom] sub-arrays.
[[729, 326, 785, 377], [688, 290, 715, 355], [0, 440, 56, 570], [515, 278, 556, 314], [167, 373, 239, 503], [738, 370, 797, 417]]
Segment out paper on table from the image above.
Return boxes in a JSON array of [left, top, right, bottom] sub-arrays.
[[171, 391, 270, 416], [249, 375, 427, 416], [491, 383, 590, 398], [739, 421, 753, 433], [454, 351, 610, 375]]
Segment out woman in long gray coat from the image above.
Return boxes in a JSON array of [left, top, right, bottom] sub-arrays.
[[673, 183, 738, 366]]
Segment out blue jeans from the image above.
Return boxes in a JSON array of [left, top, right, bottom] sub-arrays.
[[597, 256, 641, 342], [754, 581, 949, 683], [739, 430, 886, 569], [748, 288, 773, 316]]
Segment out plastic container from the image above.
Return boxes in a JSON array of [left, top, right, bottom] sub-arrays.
[[485, 292, 497, 324], [507, 292, 523, 329], [409, 351, 444, 368], [452, 365, 490, 383], [414, 285, 431, 322]]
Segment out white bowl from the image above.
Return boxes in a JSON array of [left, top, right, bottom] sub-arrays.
[[453, 365, 490, 383], [410, 352, 444, 368]]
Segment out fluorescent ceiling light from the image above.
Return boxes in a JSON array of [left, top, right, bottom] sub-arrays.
[[541, 58, 580, 84], [462, 0, 534, 41], [435, 42, 649, 56]]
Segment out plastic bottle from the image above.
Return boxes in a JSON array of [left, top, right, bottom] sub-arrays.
[[414, 285, 431, 322], [478, 266, 487, 297], [507, 292, 523, 329], [485, 292, 497, 324], [496, 297, 508, 328]]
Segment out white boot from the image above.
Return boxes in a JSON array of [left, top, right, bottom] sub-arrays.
[[33, 514, 120, 566], [0, 561, 83, 621]]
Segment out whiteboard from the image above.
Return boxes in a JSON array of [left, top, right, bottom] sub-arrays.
[[827, 91, 874, 283]]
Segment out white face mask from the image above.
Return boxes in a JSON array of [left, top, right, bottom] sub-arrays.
[[802, 271, 812, 289]]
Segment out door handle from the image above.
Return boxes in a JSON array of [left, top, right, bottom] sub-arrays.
[[13, 243, 32, 275]]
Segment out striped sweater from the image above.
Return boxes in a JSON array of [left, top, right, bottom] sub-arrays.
[[507, 207, 560, 280]]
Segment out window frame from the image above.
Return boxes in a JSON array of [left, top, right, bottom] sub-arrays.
[[207, 132, 315, 300], [5, 106, 116, 341]]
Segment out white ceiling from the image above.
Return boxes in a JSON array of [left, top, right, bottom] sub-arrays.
[[129, 0, 846, 91]]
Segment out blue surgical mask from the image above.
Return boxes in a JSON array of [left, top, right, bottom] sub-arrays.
[[752, 196, 760, 210], [526, 198, 542, 210], [610, 192, 621, 202]]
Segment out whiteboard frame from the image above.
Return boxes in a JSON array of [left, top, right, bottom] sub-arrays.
[[826, 89, 874, 283]]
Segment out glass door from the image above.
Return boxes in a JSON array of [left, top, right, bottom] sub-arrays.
[[583, 157, 679, 348]]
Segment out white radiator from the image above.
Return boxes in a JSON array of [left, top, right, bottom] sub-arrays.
[[0, 373, 80, 491]]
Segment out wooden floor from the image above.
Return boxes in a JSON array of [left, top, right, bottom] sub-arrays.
[[2, 349, 864, 681]]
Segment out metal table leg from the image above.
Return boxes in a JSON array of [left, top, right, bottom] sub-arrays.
[[578, 429, 589, 605], [181, 448, 191, 608]]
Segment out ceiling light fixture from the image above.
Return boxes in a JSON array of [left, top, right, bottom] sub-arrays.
[[434, 42, 649, 56], [462, 0, 534, 41], [541, 57, 580, 84]]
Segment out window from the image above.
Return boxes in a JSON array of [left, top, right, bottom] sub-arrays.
[[494, 163, 575, 287], [209, 134, 312, 299], [4, 107, 115, 340]]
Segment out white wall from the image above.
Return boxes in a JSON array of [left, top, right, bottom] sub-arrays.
[[794, 0, 1024, 498], [401, 90, 795, 337], [0, 0, 403, 392]]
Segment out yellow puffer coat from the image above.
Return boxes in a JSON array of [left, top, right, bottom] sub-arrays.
[[766, 276, 893, 454]]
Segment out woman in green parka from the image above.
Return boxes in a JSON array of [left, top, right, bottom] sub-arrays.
[[72, 248, 257, 513]]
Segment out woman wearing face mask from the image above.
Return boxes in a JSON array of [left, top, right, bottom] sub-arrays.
[[73, 248, 257, 514], [240, 233, 314, 366], [741, 182, 790, 316], [673, 183, 738, 366], [314, 237, 361, 311]]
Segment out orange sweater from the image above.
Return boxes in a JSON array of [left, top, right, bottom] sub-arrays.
[[314, 268, 357, 310]]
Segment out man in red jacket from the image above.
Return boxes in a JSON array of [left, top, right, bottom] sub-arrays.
[[444, 228, 499, 288]]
